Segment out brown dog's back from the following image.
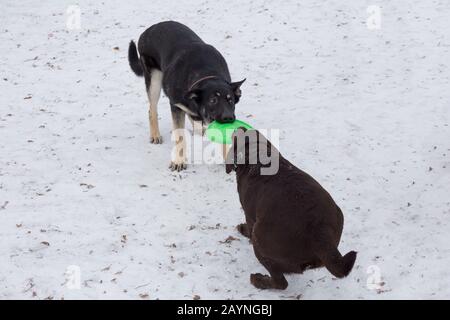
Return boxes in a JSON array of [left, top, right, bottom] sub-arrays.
[[250, 165, 356, 276], [228, 128, 357, 289]]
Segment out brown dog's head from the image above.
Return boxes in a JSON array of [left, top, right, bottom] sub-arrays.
[[225, 127, 279, 175]]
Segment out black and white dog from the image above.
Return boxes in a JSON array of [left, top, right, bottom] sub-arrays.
[[128, 21, 245, 171]]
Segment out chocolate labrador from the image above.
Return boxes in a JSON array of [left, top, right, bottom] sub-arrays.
[[226, 128, 357, 289]]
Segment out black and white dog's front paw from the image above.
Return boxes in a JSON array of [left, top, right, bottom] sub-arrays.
[[150, 135, 163, 144], [169, 160, 187, 172]]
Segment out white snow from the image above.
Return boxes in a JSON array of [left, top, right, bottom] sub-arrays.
[[0, 0, 449, 299]]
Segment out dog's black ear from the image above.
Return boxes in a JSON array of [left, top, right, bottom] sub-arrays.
[[230, 79, 246, 104], [185, 90, 202, 103]]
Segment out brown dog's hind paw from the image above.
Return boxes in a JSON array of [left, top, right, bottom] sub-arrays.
[[250, 273, 273, 289], [169, 161, 187, 172], [250, 273, 288, 290], [150, 136, 163, 144]]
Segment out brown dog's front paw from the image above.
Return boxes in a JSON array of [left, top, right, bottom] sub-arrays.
[[169, 161, 187, 172], [250, 273, 272, 290], [237, 223, 251, 238], [150, 136, 163, 144]]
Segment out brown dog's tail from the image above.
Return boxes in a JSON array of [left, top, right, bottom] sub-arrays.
[[128, 40, 144, 77], [317, 244, 357, 278]]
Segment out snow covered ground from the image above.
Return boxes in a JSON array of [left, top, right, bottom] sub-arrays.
[[1, 0, 449, 299]]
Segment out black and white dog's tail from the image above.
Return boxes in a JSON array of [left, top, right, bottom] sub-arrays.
[[128, 40, 144, 77]]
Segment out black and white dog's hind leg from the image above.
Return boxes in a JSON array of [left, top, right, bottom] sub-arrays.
[[170, 107, 187, 171], [143, 67, 163, 144]]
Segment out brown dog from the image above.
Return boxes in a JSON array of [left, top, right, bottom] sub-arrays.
[[225, 128, 357, 290]]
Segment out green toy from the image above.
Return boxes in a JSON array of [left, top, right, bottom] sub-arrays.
[[206, 119, 253, 144]]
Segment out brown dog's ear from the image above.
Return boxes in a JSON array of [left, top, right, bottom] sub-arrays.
[[225, 150, 235, 174], [230, 79, 246, 103], [236, 126, 248, 133], [225, 134, 238, 174]]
